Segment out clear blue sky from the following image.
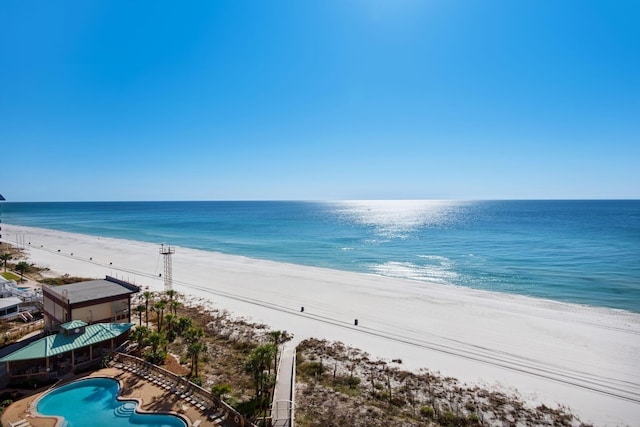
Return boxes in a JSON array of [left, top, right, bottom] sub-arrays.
[[1, 0, 638, 201]]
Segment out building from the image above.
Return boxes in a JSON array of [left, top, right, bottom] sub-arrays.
[[0, 319, 133, 382], [42, 276, 139, 331], [0, 297, 21, 321]]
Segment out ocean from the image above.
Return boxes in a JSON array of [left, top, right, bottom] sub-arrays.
[[2, 200, 639, 313]]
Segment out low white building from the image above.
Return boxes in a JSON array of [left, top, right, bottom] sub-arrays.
[[0, 275, 40, 302], [0, 296, 22, 321]]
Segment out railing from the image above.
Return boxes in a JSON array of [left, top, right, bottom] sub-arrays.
[[114, 352, 258, 427]]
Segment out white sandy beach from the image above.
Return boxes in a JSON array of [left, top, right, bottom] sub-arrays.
[[3, 223, 640, 426]]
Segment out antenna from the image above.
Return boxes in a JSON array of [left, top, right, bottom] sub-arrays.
[[159, 243, 175, 292]]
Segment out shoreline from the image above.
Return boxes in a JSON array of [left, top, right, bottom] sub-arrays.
[[3, 223, 640, 425]]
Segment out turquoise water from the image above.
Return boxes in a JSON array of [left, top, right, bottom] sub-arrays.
[[3, 200, 640, 312], [36, 377, 186, 427]]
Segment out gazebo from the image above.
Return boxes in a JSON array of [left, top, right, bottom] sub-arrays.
[[0, 320, 133, 383]]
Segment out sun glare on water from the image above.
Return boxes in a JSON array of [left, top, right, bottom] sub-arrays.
[[331, 200, 467, 238]]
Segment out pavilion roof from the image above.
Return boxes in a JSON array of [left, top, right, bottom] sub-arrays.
[[0, 322, 133, 362]]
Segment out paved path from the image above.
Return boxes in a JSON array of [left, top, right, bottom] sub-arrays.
[[271, 343, 295, 427]]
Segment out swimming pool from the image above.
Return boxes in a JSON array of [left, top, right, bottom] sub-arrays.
[[36, 377, 187, 427]]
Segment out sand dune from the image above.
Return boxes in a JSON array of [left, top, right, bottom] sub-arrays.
[[4, 223, 640, 426]]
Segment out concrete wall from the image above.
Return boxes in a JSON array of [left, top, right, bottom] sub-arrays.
[[72, 298, 129, 324], [43, 297, 66, 328]]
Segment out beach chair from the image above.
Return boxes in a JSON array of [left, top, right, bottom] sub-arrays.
[[208, 411, 223, 422], [193, 420, 202, 427], [174, 384, 185, 396], [10, 420, 31, 427]]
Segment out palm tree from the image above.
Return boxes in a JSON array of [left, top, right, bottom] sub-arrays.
[[211, 384, 232, 401], [176, 316, 192, 335], [130, 325, 151, 349], [0, 252, 12, 272], [134, 304, 145, 326], [184, 326, 204, 344], [187, 340, 206, 378], [164, 289, 181, 315], [154, 299, 168, 332], [244, 343, 277, 417], [146, 331, 167, 364], [270, 330, 283, 373], [165, 289, 177, 301], [169, 299, 181, 316], [143, 291, 153, 327], [164, 313, 177, 342], [15, 261, 30, 282]]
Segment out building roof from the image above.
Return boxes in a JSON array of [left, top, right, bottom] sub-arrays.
[[0, 322, 134, 362], [60, 319, 88, 330], [44, 277, 139, 304], [0, 297, 22, 310]]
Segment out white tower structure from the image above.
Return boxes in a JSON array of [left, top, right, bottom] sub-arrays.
[[0, 194, 5, 245], [159, 243, 175, 292]]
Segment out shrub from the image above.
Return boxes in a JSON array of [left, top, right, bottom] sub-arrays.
[[297, 361, 324, 378], [439, 410, 465, 426], [420, 406, 435, 419]]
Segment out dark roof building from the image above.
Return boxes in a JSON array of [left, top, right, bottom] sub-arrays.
[[42, 276, 140, 331]]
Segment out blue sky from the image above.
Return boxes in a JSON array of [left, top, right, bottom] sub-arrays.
[[1, 0, 638, 201]]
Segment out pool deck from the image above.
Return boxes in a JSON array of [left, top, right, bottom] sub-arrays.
[[1, 367, 223, 427]]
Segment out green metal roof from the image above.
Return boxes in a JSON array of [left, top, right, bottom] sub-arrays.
[[60, 319, 88, 330], [0, 323, 134, 362]]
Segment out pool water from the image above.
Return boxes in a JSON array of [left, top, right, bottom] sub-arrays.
[[36, 377, 186, 427]]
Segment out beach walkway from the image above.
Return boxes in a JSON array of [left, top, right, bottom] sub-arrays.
[[271, 343, 295, 427]]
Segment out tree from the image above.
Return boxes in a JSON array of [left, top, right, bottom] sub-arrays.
[[0, 252, 12, 272], [154, 299, 168, 332], [187, 340, 206, 378], [270, 330, 283, 373], [244, 343, 277, 418], [176, 316, 192, 335], [15, 261, 30, 282], [184, 326, 206, 378], [211, 384, 232, 401], [130, 325, 151, 349], [165, 289, 177, 301], [134, 305, 145, 326], [169, 299, 181, 316], [145, 331, 167, 364], [164, 313, 177, 342], [184, 326, 204, 344], [143, 291, 153, 327]]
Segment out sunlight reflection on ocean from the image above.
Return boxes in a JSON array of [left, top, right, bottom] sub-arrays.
[[329, 200, 469, 238]]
